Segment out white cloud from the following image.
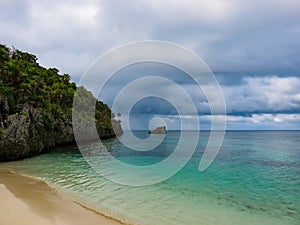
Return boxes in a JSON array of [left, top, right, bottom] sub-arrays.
[[0, 0, 299, 129], [146, 0, 237, 23], [224, 76, 300, 114], [1, 0, 299, 77], [110, 75, 300, 130], [123, 113, 300, 130]]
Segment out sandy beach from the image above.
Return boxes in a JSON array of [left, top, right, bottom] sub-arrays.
[[0, 168, 123, 225]]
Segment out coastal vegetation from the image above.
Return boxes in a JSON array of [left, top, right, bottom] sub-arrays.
[[0, 44, 122, 161]]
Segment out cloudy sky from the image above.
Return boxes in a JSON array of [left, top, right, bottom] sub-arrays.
[[1, 0, 299, 130]]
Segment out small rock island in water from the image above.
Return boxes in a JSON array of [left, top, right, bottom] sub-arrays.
[[148, 126, 167, 134]]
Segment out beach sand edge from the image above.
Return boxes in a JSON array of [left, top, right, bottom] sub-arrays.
[[0, 167, 130, 225]]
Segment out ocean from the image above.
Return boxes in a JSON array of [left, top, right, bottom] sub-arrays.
[[4, 131, 300, 225]]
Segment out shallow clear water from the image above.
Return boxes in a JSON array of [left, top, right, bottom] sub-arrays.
[[5, 131, 300, 225]]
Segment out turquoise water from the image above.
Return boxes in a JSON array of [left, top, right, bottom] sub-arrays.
[[4, 131, 300, 225]]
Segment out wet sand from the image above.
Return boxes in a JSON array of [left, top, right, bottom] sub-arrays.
[[0, 168, 123, 225]]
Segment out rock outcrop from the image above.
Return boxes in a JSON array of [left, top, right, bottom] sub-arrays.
[[112, 120, 123, 137], [0, 95, 123, 161], [0, 44, 123, 161], [0, 95, 9, 128], [148, 126, 167, 134]]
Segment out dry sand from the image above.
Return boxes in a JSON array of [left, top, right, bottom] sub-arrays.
[[0, 168, 123, 225]]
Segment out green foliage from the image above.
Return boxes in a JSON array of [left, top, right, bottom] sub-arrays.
[[0, 82, 12, 95], [0, 44, 112, 130]]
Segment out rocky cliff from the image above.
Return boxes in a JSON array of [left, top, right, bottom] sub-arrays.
[[0, 45, 122, 161], [0, 98, 123, 161]]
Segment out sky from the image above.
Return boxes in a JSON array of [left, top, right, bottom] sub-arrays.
[[0, 0, 299, 130]]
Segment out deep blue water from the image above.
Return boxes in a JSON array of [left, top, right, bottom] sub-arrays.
[[5, 131, 300, 225]]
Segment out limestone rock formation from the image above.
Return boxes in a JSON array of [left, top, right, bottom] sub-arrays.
[[0, 95, 123, 161], [0, 44, 123, 161], [148, 126, 167, 134]]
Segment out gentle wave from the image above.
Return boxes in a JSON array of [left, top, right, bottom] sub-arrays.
[[4, 131, 300, 225]]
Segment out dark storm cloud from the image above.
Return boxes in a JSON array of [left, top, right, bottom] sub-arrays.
[[1, 0, 299, 76], [1, 0, 299, 129], [99, 0, 300, 74]]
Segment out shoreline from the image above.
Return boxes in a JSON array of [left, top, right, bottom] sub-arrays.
[[0, 167, 131, 225]]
